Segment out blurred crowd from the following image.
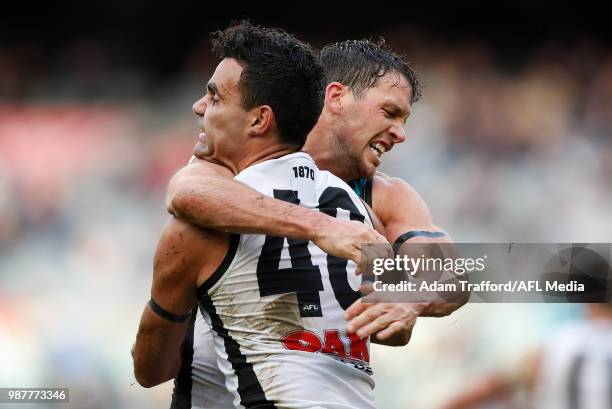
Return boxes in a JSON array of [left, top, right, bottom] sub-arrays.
[[0, 30, 610, 408]]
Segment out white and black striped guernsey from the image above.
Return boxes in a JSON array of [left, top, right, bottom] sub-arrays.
[[532, 319, 612, 409], [172, 152, 376, 409]]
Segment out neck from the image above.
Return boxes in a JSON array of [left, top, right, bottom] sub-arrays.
[[234, 143, 299, 174], [303, 120, 353, 182]]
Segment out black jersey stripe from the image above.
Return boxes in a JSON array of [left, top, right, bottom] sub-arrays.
[[568, 354, 585, 409], [197, 234, 240, 296], [170, 308, 197, 409], [172, 233, 239, 409], [199, 297, 277, 409]]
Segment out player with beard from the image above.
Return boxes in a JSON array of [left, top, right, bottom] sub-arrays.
[[133, 22, 392, 409], [161, 39, 466, 408]]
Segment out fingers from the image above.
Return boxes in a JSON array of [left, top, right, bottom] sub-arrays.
[[347, 303, 420, 337], [354, 309, 396, 338], [344, 299, 370, 321], [375, 320, 409, 341], [373, 230, 389, 244], [349, 247, 361, 266], [346, 304, 391, 337], [349, 220, 388, 244]]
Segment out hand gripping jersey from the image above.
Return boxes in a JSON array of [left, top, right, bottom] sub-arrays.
[[195, 152, 376, 409]]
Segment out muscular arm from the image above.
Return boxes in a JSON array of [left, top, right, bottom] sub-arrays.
[[373, 172, 467, 316], [133, 217, 228, 387], [346, 173, 468, 344], [167, 159, 387, 263]]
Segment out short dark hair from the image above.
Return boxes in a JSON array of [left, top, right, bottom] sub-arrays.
[[320, 39, 421, 103], [210, 21, 324, 147]]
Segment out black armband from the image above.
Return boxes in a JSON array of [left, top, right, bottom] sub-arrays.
[[394, 230, 447, 246], [148, 299, 192, 323]]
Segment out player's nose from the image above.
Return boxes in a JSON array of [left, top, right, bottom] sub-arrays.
[[389, 125, 406, 144], [192, 96, 207, 116]]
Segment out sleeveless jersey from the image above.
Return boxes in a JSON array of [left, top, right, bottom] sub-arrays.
[[171, 154, 372, 409], [199, 152, 375, 409]]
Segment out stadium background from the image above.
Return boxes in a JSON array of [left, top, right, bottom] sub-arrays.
[[1, 3, 610, 408]]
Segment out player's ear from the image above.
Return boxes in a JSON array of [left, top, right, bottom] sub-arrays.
[[325, 82, 347, 115], [247, 105, 274, 137]]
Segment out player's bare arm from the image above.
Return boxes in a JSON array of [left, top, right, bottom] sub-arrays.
[[346, 172, 468, 341], [375, 172, 468, 315], [438, 349, 542, 409], [167, 157, 388, 264], [133, 217, 228, 388]]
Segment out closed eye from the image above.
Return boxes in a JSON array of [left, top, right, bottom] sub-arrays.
[[383, 105, 410, 124], [207, 83, 220, 105], [383, 108, 401, 119]]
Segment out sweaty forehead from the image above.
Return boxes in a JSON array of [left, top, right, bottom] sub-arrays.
[[373, 72, 413, 110], [378, 71, 411, 95], [210, 58, 243, 96]]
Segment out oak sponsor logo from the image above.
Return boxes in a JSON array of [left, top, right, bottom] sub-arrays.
[[281, 329, 370, 364]]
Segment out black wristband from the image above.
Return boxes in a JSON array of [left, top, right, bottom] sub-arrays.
[[148, 299, 192, 323], [394, 230, 447, 246]]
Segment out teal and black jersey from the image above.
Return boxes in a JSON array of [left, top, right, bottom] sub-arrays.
[[347, 177, 373, 208]]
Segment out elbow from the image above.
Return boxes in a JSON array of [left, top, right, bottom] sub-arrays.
[[450, 286, 471, 310], [133, 351, 180, 388], [134, 363, 166, 388], [459, 289, 470, 307], [166, 175, 215, 223], [423, 300, 468, 317], [135, 374, 159, 389], [133, 351, 166, 388], [166, 180, 196, 219], [374, 327, 413, 347], [393, 328, 413, 346]]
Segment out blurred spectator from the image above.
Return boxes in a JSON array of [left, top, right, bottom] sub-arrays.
[[437, 304, 612, 409], [1, 31, 611, 409]]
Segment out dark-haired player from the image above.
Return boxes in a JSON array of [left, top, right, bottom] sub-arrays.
[[164, 37, 465, 408], [169, 38, 462, 335], [133, 22, 387, 409]]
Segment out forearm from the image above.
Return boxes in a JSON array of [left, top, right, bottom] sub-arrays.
[[394, 238, 469, 317], [439, 375, 515, 409], [133, 308, 188, 388], [168, 174, 331, 240], [413, 284, 468, 317], [417, 302, 464, 317]]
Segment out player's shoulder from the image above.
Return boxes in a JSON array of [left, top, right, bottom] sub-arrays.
[[371, 171, 433, 223], [179, 157, 234, 178], [158, 217, 217, 254], [372, 171, 424, 202]]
